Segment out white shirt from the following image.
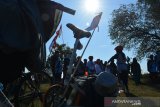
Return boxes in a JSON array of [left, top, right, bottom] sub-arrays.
[[95, 64, 103, 74]]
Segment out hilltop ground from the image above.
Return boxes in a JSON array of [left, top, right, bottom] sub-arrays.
[[119, 74, 160, 97]]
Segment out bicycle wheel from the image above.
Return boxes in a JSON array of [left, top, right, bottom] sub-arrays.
[[13, 78, 42, 107], [43, 84, 63, 107], [14, 71, 52, 107], [33, 71, 53, 92]]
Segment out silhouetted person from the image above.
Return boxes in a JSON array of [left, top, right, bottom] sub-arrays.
[[74, 56, 85, 76], [109, 59, 118, 76], [50, 50, 62, 83], [95, 59, 103, 75], [131, 58, 141, 85], [63, 53, 70, 83], [83, 59, 88, 72], [147, 55, 158, 82], [87, 56, 95, 75], [108, 45, 129, 93]]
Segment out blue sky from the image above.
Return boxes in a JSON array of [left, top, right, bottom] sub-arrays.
[[46, 0, 148, 74]]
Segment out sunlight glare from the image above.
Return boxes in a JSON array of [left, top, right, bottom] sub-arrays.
[[84, 0, 100, 13], [86, 22, 90, 26]]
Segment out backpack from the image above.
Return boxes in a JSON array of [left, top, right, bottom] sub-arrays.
[[0, 0, 47, 83], [0, 0, 62, 83], [0, 0, 44, 51], [116, 52, 128, 72], [37, 0, 63, 42]]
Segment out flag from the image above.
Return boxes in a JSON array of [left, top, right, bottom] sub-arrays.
[[49, 24, 62, 52], [49, 9, 63, 41], [85, 12, 102, 31]]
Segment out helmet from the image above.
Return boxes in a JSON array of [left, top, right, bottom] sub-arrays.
[[114, 45, 123, 51], [94, 72, 118, 97]]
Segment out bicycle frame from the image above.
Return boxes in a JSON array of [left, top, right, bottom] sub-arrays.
[[56, 24, 93, 107]]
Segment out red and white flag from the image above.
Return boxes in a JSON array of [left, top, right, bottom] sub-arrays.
[[85, 12, 102, 31], [49, 24, 62, 52]]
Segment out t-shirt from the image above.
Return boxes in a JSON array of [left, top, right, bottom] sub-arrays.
[[87, 61, 95, 71], [109, 52, 127, 73]]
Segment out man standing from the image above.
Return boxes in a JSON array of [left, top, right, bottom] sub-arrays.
[[108, 45, 129, 93], [87, 56, 95, 75]]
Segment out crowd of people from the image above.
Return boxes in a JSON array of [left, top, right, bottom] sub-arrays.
[[47, 45, 160, 98], [49, 45, 160, 94]]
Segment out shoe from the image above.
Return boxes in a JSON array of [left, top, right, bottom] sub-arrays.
[[66, 23, 91, 39]]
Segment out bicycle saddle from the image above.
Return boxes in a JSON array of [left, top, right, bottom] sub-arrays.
[[66, 23, 91, 39]]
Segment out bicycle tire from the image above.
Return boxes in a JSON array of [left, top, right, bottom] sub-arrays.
[[43, 84, 63, 107]]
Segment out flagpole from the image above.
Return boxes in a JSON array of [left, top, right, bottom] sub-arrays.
[[64, 12, 102, 78], [71, 28, 96, 77], [62, 29, 96, 103], [80, 29, 95, 58]]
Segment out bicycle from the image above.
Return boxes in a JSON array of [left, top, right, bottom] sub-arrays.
[[0, 0, 76, 107], [43, 23, 93, 107], [43, 23, 119, 107], [4, 69, 52, 107], [0, 83, 14, 107]]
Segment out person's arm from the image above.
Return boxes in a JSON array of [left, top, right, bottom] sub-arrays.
[[147, 60, 151, 73], [108, 54, 117, 63]]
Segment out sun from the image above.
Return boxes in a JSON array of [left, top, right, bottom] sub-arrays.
[[84, 0, 100, 13]]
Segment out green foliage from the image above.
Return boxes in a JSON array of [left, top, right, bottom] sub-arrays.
[[49, 43, 73, 55], [108, 1, 160, 60]]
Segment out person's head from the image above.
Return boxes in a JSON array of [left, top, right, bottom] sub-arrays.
[[114, 45, 123, 53], [100, 60, 103, 64], [77, 56, 81, 61], [104, 61, 108, 65], [88, 56, 93, 61], [133, 57, 137, 63], [96, 59, 101, 64], [149, 55, 154, 60], [83, 59, 87, 63]]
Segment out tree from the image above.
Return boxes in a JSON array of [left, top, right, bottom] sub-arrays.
[[46, 43, 73, 68], [48, 43, 73, 57], [138, 0, 160, 21], [56, 43, 73, 55], [108, 0, 160, 60]]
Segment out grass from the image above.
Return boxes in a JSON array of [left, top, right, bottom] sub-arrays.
[[116, 74, 160, 107], [127, 74, 160, 97], [31, 74, 160, 107]]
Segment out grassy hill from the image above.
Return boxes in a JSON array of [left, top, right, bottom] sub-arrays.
[[119, 74, 160, 97]]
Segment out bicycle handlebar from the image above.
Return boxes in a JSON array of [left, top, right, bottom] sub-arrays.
[[51, 1, 76, 15]]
